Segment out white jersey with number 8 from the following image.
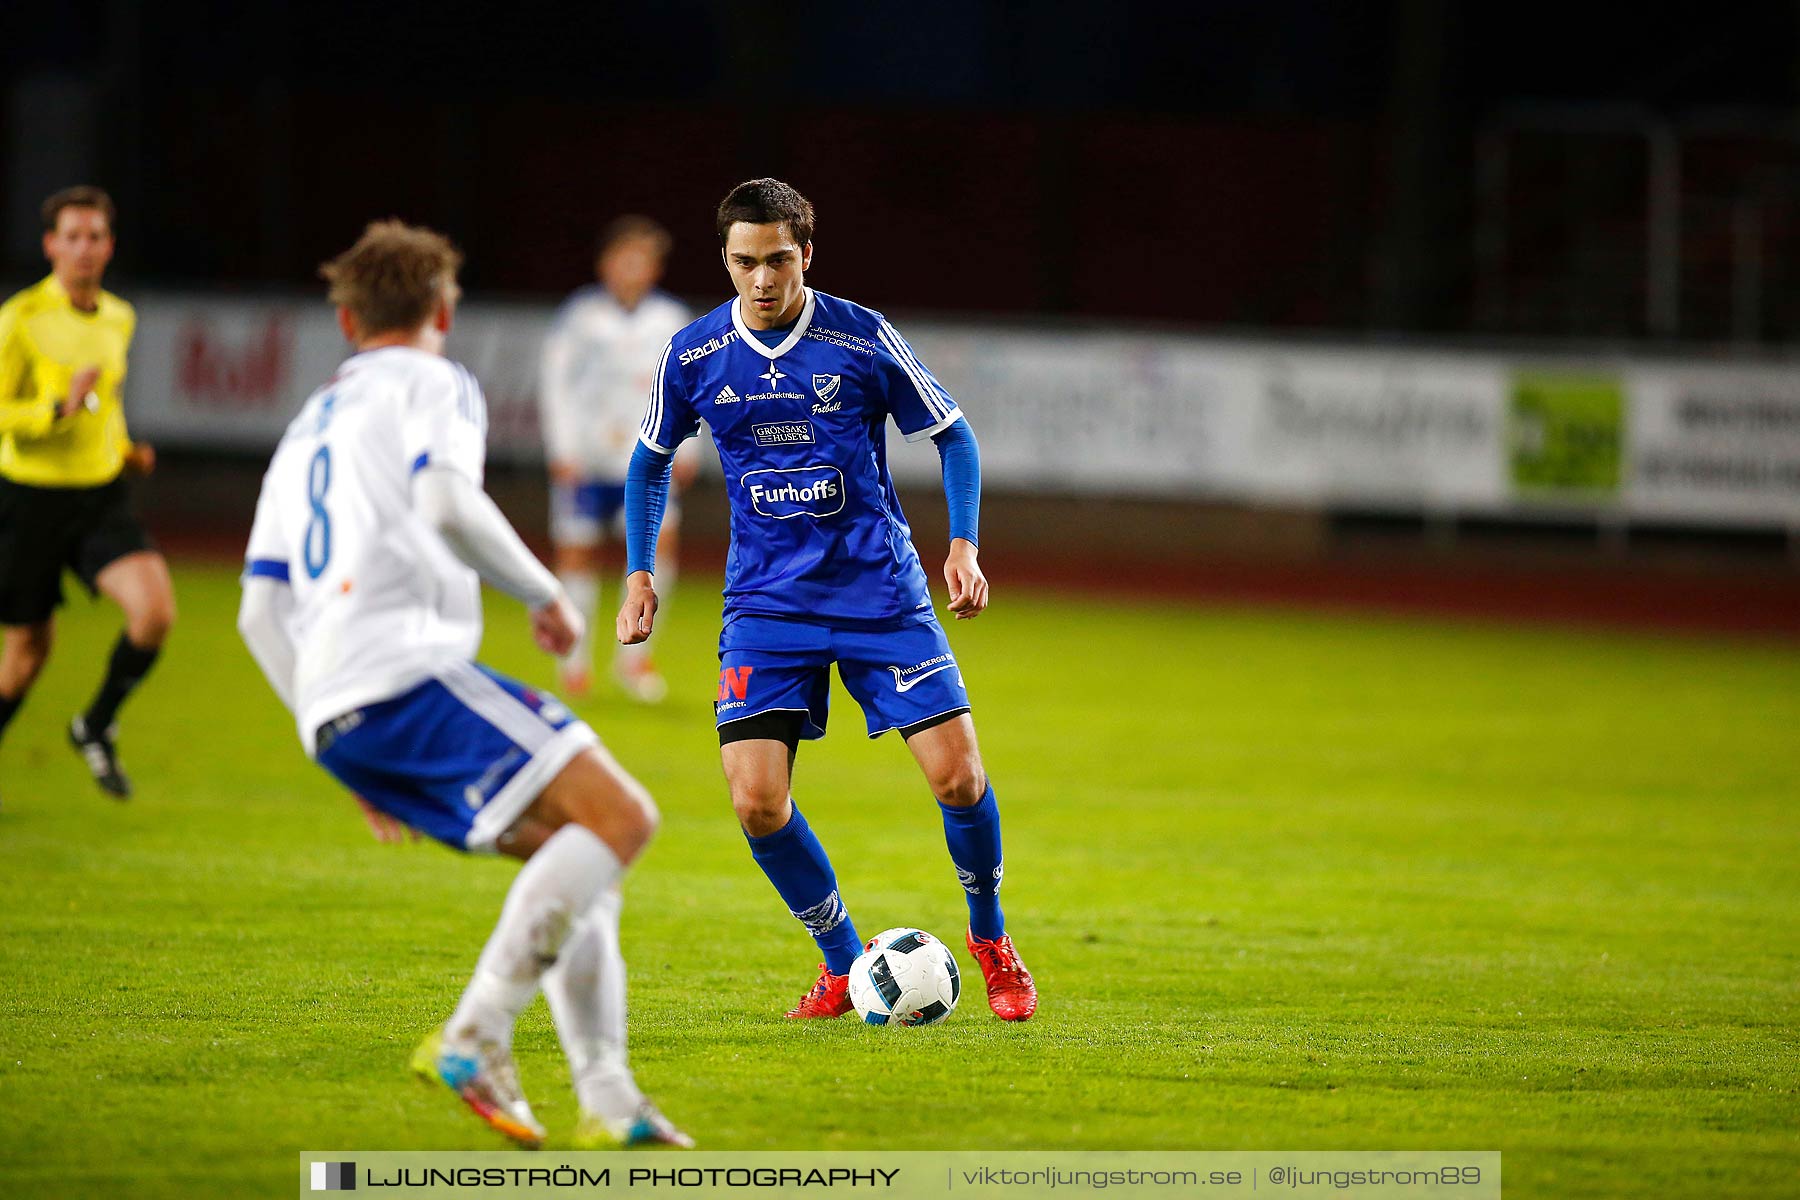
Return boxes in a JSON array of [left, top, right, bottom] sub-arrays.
[[244, 346, 489, 755]]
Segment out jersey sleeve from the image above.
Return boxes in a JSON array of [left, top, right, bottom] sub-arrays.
[[403, 360, 488, 486], [115, 300, 136, 449], [0, 301, 28, 402], [0, 302, 56, 439], [871, 317, 963, 442], [657, 305, 700, 467], [637, 341, 698, 454], [243, 461, 292, 583]]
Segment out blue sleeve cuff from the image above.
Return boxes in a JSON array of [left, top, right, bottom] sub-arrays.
[[244, 558, 291, 583], [932, 418, 980, 546]]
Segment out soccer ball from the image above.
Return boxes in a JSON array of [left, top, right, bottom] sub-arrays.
[[847, 927, 961, 1026]]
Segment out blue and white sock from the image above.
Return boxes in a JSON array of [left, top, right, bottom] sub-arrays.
[[941, 783, 1006, 941], [746, 802, 862, 974]]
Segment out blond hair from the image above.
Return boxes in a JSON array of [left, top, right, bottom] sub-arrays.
[[319, 219, 463, 335]]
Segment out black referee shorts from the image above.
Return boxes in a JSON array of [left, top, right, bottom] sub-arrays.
[[0, 475, 155, 626]]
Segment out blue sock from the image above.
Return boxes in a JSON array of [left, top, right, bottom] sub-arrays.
[[746, 802, 863, 975], [941, 783, 1006, 941]]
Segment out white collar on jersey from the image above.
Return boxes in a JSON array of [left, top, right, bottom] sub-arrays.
[[731, 287, 816, 360]]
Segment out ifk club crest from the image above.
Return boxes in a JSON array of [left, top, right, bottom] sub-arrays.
[[812, 374, 842, 403]]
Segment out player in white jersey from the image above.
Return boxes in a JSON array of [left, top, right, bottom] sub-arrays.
[[236, 221, 689, 1150], [539, 216, 694, 702]]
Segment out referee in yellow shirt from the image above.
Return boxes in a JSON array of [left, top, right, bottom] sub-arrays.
[[0, 186, 176, 801]]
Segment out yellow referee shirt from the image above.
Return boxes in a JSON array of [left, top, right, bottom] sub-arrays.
[[0, 273, 136, 488]]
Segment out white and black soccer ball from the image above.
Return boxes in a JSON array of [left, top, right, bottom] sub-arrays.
[[848, 927, 960, 1026]]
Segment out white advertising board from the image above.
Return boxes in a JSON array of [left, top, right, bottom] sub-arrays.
[[119, 292, 1800, 526]]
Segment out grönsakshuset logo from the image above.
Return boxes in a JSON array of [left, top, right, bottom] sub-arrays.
[[753, 421, 815, 447]]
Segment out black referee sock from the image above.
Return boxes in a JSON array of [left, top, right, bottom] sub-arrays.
[[83, 634, 161, 734]]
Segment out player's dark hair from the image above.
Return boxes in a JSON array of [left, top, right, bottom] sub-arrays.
[[318, 219, 464, 336], [41, 185, 116, 234], [598, 215, 672, 259], [715, 178, 814, 247]]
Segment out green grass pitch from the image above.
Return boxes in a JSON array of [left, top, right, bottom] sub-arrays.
[[0, 563, 1795, 1198]]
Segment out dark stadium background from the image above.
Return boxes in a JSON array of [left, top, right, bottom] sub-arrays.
[[3, 0, 1797, 629]]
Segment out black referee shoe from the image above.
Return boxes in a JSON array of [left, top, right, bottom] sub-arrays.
[[69, 716, 132, 800]]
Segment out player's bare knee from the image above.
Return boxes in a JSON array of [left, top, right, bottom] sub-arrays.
[[4, 644, 46, 679], [727, 785, 765, 826], [0, 656, 44, 695], [565, 800, 652, 865], [128, 603, 175, 648], [932, 757, 987, 808], [1, 631, 51, 689], [594, 772, 658, 859], [622, 777, 659, 842], [535, 749, 658, 862], [730, 783, 788, 836], [8, 625, 52, 656]]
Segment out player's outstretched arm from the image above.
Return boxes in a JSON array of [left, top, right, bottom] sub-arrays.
[[617, 441, 675, 644], [933, 420, 987, 619], [237, 576, 299, 711], [411, 465, 581, 656]]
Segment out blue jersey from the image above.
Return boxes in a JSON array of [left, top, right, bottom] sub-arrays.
[[639, 288, 963, 625]]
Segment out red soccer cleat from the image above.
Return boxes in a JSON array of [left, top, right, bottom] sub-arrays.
[[785, 963, 853, 1019], [966, 929, 1038, 1021]]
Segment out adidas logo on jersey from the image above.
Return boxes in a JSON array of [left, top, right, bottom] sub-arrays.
[[714, 385, 741, 405]]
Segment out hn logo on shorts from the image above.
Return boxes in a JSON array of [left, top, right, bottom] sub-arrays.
[[717, 665, 754, 704]]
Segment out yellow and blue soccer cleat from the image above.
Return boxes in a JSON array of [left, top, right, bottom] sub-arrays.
[[571, 1101, 694, 1150], [411, 1024, 546, 1149]]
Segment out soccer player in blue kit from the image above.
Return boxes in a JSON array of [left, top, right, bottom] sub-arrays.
[[617, 179, 1036, 1021]]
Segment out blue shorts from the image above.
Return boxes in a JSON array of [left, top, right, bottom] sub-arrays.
[[715, 614, 971, 740], [552, 477, 681, 547], [550, 479, 628, 545], [316, 662, 599, 853]]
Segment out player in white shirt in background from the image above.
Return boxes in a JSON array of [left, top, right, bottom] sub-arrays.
[[539, 217, 695, 702], [236, 220, 689, 1150]]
